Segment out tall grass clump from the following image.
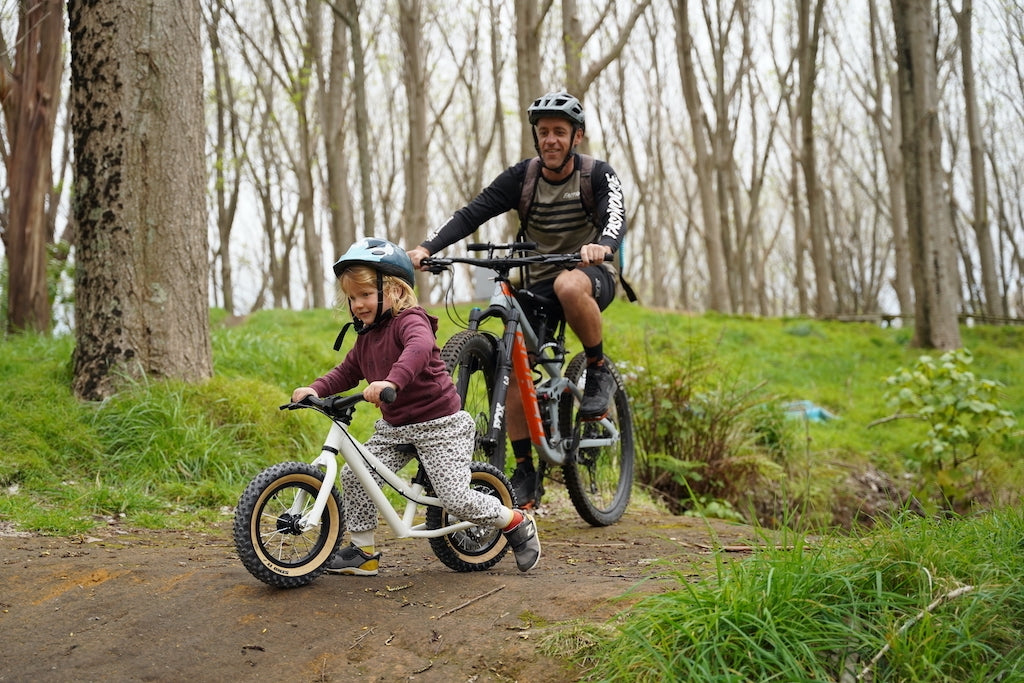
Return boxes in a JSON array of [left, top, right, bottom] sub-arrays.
[[565, 507, 1024, 682], [624, 325, 835, 526]]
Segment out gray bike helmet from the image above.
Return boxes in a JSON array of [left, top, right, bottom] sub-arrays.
[[527, 91, 585, 129], [332, 237, 415, 286]]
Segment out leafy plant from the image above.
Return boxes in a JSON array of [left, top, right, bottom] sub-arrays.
[[880, 348, 1017, 511]]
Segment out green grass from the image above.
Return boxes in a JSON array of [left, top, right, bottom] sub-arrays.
[[555, 507, 1024, 682], [1, 305, 1022, 535]]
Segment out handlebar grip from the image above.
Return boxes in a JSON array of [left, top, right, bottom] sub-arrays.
[[380, 386, 397, 404]]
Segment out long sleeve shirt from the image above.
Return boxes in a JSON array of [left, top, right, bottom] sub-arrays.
[[310, 307, 460, 427]]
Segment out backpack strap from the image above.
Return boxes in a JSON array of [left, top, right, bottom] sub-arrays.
[[518, 154, 596, 224], [517, 157, 542, 226], [518, 154, 638, 303]]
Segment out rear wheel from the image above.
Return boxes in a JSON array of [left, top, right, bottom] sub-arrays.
[[233, 462, 343, 588], [441, 330, 507, 471], [426, 462, 514, 571], [561, 354, 634, 526]]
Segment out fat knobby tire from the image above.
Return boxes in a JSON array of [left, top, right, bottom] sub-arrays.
[[233, 462, 344, 588], [426, 462, 514, 571]]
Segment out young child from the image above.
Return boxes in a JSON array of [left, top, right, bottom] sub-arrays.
[[291, 238, 540, 575]]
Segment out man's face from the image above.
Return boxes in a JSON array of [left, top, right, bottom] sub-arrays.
[[534, 116, 581, 166]]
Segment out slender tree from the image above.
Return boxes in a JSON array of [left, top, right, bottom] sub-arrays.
[[1, 0, 64, 333], [891, 0, 962, 349]]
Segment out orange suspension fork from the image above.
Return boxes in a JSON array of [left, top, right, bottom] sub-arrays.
[[510, 329, 546, 444]]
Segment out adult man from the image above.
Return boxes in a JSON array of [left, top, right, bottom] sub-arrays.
[[408, 91, 627, 507]]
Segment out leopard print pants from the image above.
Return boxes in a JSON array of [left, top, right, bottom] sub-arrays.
[[341, 410, 508, 533]]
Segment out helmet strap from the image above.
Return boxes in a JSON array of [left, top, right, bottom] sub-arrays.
[[345, 270, 387, 337]]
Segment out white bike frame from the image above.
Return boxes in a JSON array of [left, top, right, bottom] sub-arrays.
[[291, 420, 479, 537]]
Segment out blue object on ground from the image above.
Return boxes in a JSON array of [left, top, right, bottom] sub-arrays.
[[783, 400, 837, 422]]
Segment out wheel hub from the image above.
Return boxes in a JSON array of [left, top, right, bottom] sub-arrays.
[[275, 512, 303, 535]]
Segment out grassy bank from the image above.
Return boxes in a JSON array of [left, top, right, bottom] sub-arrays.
[[0, 305, 1022, 534]]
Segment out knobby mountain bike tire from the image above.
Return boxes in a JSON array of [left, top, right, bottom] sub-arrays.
[[440, 330, 508, 472], [561, 354, 635, 526]]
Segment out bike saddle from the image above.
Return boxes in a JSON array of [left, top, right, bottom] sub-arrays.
[[515, 290, 563, 341]]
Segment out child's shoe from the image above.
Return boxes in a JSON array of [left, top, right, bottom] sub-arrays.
[[325, 544, 381, 576], [503, 511, 541, 572]]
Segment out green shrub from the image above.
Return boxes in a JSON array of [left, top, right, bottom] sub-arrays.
[[881, 348, 1018, 512]]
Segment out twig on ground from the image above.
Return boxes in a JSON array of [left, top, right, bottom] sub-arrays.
[[437, 585, 506, 619], [857, 584, 975, 681]]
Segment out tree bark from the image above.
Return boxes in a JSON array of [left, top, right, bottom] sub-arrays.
[[322, 11, 356, 263], [891, 0, 962, 349], [398, 0, 428, 261], [2, 0, 64, 333], [515, 0, 545, 160], [674, 0, 730, 313], [952, 0, 1001, 318], [797, 0, 836, 317], [68, 0, 212, 400]]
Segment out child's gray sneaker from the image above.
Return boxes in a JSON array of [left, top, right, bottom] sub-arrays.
[[325, 544, 381, 576], [503, 511, 541, 572]]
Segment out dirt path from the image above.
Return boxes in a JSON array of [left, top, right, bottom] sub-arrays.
[[0, 499, 757, 682]]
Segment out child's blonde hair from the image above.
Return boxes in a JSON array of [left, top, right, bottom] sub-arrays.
[[339, 265, 418, 315]]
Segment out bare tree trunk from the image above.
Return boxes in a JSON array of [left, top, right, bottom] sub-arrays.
[[797, 0, 836, 317], [952, 0, 1001, 318], [398, 0, 428, 262], [891, 0, 962, 349], [329, 0, 374, 238], [515, 0, 546, 159], [673, 0, 730, 313], [867, 0, 913, 315], [297, 0, 324, 308], [68, 0, 212, 400], [2, 0, 64, 333], [205, 1, 244, 315], [322, 12, 355, 260]]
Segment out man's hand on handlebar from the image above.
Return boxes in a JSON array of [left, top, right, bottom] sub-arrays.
[[407, 245, 431, 270], [579, 243, 613, 268]]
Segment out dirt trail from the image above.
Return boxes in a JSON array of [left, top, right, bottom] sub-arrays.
[[0, 500, 757, 682]]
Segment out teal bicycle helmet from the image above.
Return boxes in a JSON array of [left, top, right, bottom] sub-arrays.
[[332, 237, 415, 286]]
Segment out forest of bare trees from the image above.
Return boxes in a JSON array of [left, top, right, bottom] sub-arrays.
[[4, 1, 1024, 357]]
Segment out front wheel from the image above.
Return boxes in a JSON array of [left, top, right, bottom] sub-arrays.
[[440, 330, 507, 471], [233, 462, 344, 588], [561, 354, 635, 526], [426, 461, 514, 571]]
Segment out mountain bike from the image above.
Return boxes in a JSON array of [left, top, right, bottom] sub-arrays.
[[422, 242, 634, 527], [233, 389, 515, 588]]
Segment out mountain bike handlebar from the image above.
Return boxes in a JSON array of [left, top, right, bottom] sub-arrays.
[[421, 242, 612, 274]]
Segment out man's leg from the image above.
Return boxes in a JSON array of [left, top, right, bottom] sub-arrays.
[[506, 379, 539, 507], [554, 268, 615, 419]]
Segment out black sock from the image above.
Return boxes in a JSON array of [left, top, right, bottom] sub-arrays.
[[512, 439, 533, 471], [584, 341, 604, 366]]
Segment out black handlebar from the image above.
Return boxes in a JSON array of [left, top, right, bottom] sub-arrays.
[[280, 386, 396, 416], [421, 242, 612, 274]]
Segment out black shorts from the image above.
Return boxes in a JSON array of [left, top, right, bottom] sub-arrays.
[[526, 265, 616, 313]]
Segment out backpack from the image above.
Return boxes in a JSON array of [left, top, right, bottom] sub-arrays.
[[517, 155, 638, 302]]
